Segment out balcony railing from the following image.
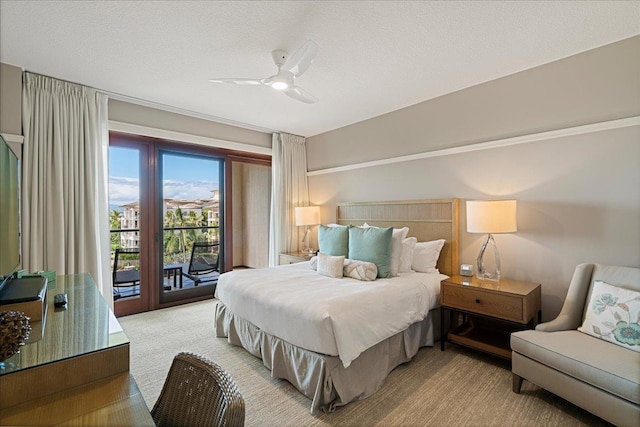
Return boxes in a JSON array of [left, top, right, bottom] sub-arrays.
[[110, 225, 220, 266]]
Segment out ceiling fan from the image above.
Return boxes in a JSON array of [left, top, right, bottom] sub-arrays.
[[209, 40, 318, 104]]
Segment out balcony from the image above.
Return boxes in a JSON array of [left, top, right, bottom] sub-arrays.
[[110, 225, 220, 299]]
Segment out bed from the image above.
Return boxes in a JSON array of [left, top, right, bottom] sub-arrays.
[[214, 199, 460, 414]]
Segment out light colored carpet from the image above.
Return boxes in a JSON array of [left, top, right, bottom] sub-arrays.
[[119, 299, 610, 427]]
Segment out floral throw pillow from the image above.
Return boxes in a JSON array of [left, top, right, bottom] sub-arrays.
[[578, 280, 640, 352]]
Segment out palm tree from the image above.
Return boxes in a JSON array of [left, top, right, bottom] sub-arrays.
[[163, 207, 217, 263], [109, 209, 122, 250], [163, 210, 185, 263]]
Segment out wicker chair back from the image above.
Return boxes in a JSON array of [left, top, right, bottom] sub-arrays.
[[151, 352, 245, 427]]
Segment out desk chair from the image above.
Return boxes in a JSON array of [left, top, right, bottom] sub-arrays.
[[151, 352, 245, 427]]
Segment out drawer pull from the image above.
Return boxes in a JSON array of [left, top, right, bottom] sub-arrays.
[[475, 299, 480, 304]]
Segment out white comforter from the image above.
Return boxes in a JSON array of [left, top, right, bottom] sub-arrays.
[[216, 262, 446, 368]]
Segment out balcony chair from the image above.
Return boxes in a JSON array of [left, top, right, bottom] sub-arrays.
[[151, 352, 245, 427], [183, 241, 220, 285], [112, 248, 140, 300], [113, 248, 171, 299]]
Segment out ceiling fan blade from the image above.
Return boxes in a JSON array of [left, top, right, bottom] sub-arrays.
[[208, 78, 264, 86], [281, 40, 318, 78], [284, 85, 318, 104]]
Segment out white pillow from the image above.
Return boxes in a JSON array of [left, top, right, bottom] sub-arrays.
[[362, 223, 409, 276], [399, 237, 417, 273], [578, 280, 640, 352], [317, 252, 345, 278], [411, 239, 446, 273]]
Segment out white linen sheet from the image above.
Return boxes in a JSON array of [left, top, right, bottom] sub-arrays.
[[215, 262, 446, 368]]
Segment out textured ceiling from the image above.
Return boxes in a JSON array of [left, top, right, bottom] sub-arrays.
[[1, 1, 639, 137]]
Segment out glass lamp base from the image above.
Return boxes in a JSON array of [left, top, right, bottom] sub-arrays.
[[300, 226, 316, 255], [476, 233, 501, 282]]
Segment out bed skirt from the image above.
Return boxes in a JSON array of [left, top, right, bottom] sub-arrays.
[[214, 301, 440, 414]]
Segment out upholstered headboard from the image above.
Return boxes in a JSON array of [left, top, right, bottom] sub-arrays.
[[336, 199, 460, 277]]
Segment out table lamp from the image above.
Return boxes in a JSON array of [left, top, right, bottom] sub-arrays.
[[295, 206, 320, 254], [466, 200, 517, 281]]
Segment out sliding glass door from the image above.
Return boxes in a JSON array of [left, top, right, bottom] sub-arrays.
[[109, 132, 228, 316], [159, 151, 224, 304]]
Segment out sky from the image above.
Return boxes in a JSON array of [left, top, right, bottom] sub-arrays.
[[108, 147, 219, 207]]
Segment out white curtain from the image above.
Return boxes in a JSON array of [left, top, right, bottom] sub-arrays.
[[268, 132, 309, 267], [22, 73, 113, 307]]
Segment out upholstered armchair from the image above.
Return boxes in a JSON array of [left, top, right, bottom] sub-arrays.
[[511, 263, 640, 427]]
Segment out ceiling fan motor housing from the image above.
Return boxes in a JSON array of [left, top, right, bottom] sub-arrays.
[[272, 49, 288, 67]]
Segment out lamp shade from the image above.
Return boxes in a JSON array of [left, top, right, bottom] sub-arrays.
[[466, 200, 517, 234], [295, 206, 320, 226]]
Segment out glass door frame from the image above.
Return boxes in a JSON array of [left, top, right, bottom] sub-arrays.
[[109, 135, 154, 317]]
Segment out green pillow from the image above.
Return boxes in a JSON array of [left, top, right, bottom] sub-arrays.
[[318, 225, 349, 257], [348, 226, 393, 278]]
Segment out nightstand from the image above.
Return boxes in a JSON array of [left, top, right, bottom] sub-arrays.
[[440, 275, 541, 359], [278, 251, 315, 265]]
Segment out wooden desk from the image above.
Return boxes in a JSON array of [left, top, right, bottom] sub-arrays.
[[0, 373, 154, 426], [0, 274, 154, 425]]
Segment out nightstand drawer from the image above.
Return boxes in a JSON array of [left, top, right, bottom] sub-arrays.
[[441, 284, 524, 323]]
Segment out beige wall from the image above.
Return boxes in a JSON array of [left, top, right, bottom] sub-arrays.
[[0, 62, 22, 137], [0, 62, 23, 157], [232, 164, 245, 267], [241, 163, 271, 268], [306, 36, 640, 321], [231, 162, 271, 268], [307, 36, 639, 171]]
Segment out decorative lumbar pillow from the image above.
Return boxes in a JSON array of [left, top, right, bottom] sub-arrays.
[[399, 237, 417, 273], [362, 224, 409, 276], [343, 259, 378, 281], [348, 226, 393, 278], [316, 252, 345, 278], [318, 225, 349, 257], [578, 280, 640, 352], [411, 239, 446, 273]]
